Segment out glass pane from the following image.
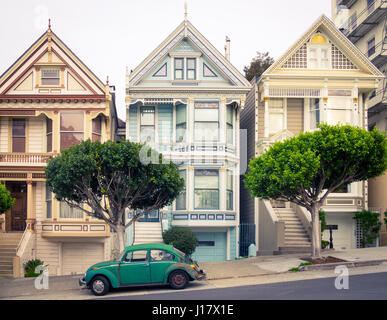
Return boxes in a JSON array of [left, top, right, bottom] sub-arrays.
[[187, 69, 195, 80], [227, 105, 234, 124], [227, 124, 233, 145], [140, 107, 155, 126], [268, 113, 283, 134], [175, 191, 186, 210], [59, 201, 83, 219], [194, 189, 219, 209], [176, 123, 186, 142], [12, 137, 25, 153], [46, 118, 52, 134], [174, 58, 183, 69], [187, 58, 195, 69], [150, 250, 174, 261], [176, 105, 186, 124], [175, 69, 183, 80], [227, 190, 233, 210], [92, 134, 101, 142], [47, 133, 52, 152], [60, 133, 84, 150], [46, 185, 52, 218], [92, 116, 102, 134], [195, 169, 218, 188], [124, 250, 148, 263], [195, 108, 218, 122], [12, 119, 25, 136], [194, 122, 219, 142], [140, 126, 155, 143], [227, 172, 233, 190], [60, 113, 84, 131], [41, 78, 60, 86], [42, 69, 59, 78]]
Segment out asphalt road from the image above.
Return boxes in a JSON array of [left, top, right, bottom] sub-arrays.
[[99, 272, 387, 300]]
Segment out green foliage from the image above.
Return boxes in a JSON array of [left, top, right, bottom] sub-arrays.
[[45, 140, 184, 225], [321, 240, 330, 249], [319, 210, 326, 233], [243, 51, 274, 82], [384, 209, 387, 228], [0, 182, 15, 215], [244, 124, 387, 203], [353, 210, 382, 248], [288, 262, 312, 272], [162, 227, 198, 256], [24, 259, 44, 277]]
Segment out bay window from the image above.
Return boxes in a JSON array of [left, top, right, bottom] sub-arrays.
[[310, 98, 320, 130], [46, 118, 52, 152], [46, 184, 52, 219], [326, 97, 352, 125], [60, 112, 84, 150], [268, 98, 284, 135], [194, 101, 219, 142], [59, 201, 83, 219], [194, 169, 219, 210]]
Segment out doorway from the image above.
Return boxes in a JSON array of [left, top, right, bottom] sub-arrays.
[[6, 182, 27, 232]]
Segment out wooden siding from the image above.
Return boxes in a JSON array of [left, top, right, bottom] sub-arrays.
[[0, 117, 8, 152], [287, 98, 304, 136], [240, 82, 257, 225]]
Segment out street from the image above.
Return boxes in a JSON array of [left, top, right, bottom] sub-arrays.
[[98, 272, 387, 300]]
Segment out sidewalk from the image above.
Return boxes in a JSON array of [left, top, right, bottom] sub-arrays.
[[0, 247, 386, 299], [199, 247, 387, 280]]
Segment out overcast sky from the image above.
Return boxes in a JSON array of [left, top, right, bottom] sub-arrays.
[[0, 0, 331, 120]]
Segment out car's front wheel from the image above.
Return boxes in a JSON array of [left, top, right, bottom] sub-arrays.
[[169, 270, 189, 290], [90, 276, 110, 296]]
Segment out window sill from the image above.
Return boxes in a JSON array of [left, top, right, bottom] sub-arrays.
[[172, 80, 199, 86]]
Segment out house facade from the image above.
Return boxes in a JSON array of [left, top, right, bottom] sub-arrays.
[[125, 17, 251, 262], [0, 25, 118, 277], [240, 15, 384, 255], [332, 0, 387, 245]]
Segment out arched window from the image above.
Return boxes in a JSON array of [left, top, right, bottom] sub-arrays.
[[307, 33, 331, 69]]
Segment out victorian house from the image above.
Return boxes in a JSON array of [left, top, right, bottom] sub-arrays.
[[332, 0, 387, 245], [240, 15, 384, 255], [125, 16, 251, 262], [0, 25, 118, 277]]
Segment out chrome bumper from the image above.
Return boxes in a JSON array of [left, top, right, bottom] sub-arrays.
[[79, 276, 86, 286]]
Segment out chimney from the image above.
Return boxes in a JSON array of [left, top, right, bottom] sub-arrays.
[[224, 36, 230, 61]]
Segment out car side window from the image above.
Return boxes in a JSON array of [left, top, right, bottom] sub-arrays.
[[123, 250, 148, 263], [150, 250, 175, 262]]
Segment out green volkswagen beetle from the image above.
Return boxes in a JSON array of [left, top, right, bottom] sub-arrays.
[[79, 243, 206, 296]]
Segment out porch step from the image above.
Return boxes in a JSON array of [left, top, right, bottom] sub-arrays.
[[133, 222, 163, 245], [274, 207, 312, 252], [0, 233, 22, 278]]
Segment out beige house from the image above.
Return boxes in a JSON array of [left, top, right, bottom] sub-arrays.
[[331, 0, 387, 245], [240, 15, 385, 255], [0, 25, 118, 277]]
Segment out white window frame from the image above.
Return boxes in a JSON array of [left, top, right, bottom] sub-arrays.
[[307, 42, 331, 70]]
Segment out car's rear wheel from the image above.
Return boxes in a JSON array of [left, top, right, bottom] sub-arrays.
[[169, 270, 189, 290], [90, 276, 110, 296]]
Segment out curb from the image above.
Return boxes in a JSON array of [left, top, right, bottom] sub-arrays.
[[299, 259, 387, 271]]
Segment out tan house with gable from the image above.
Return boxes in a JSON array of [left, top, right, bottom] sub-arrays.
[[0, 24, 118, 277], [240, 15, 385, 255]]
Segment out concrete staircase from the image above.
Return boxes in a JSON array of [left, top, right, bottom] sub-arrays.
[[275, 207, 311, 254], [133, 222, 163, 245], [0, 232, 22, 278]]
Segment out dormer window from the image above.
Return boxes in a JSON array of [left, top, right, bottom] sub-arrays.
[[173, 57, 197, 80], [307, 33, 331, 69], [41, 69, 60, 86]]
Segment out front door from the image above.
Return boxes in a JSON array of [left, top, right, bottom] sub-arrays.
[[6, 182, 27, 232], [138, 209, 159, 222], [119, 250, 151, 285]]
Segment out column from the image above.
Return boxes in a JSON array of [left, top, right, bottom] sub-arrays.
[[188, 98, 194, 144], [26, 176, 35, 231], [303, 98, 310, 132], [219, 98, 226, 144], [52, 111, 60, 153], [264, 97, 269, 138], [219, 166, 226, 211], [85, 111, 92, 140]]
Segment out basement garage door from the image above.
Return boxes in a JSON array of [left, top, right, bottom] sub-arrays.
[[62, 242, 104, 275], [323, 213, 355, 250], [191, 232, 227, 262]]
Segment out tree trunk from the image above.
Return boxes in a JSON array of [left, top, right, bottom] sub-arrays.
[[310, 204, 322, 259], [116, 225, 127, 255]]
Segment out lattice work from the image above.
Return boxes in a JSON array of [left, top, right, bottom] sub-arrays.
[[331, 44, 357, 70], [282, 44, 307, 69], [355, 218, 363, 248]]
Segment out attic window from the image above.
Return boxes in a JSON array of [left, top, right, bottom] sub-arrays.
[[307, 34, 331, 69], [41, 69, 60, 86], [203, 63, 217, 77], [153, 63, 167, 77]]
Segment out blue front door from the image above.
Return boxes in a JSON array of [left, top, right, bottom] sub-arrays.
[[138, 209, 159, 222]]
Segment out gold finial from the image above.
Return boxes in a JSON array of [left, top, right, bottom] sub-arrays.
[[48, 18, 51, 29]]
